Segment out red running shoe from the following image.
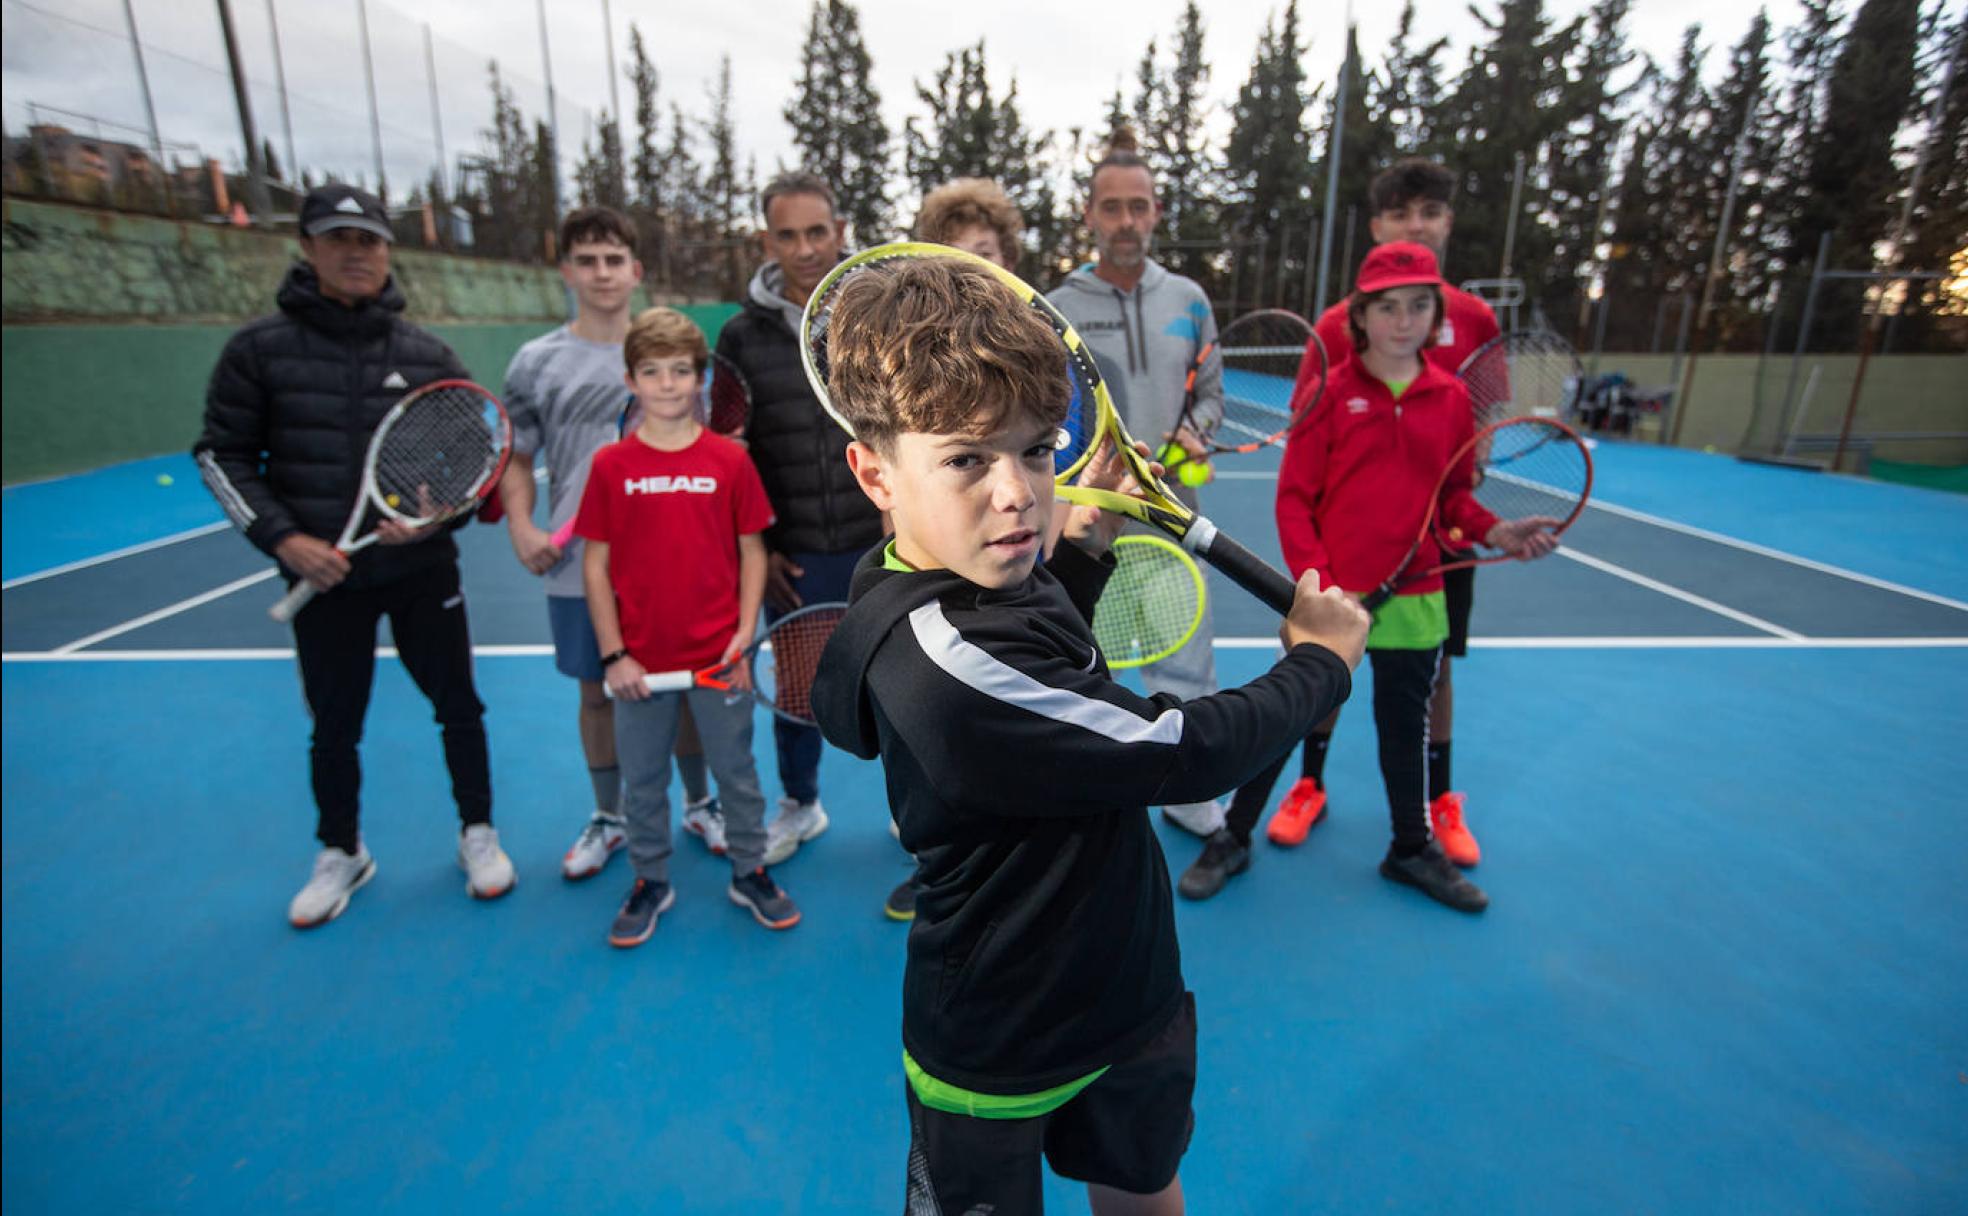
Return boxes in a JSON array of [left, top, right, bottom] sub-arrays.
[[1429, 792, 1481, 868], [1264, 778, 1328, 847]]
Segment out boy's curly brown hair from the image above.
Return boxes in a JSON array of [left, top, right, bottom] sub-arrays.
[[825, 256, 1069, 455], [913, 179, 1025, 268], [624, 306, 708, 374]]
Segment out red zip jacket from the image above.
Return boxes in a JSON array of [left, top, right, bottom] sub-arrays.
[[1275, 354, 1499, 597]]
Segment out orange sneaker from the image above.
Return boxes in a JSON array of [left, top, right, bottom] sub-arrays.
[[1429, 792, 1481, 867], [1265, 778, 1328, 847]]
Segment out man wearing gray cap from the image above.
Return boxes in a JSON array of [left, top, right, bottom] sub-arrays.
[[195, 183, 513, 929]]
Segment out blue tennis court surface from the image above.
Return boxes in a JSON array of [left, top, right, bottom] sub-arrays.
[[5, 441, 1965, 1213]]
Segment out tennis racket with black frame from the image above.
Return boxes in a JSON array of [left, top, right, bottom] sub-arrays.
[[1091, 535, 1208, 670], [608, 601, 845, 726], [1164, 309, 1327, 477], [1457, 329, 1585, 431], [269, 379, 512, 622], [549, 352, 753, 549], [798, 242, 1302, 616], [1359, 415, 1593, 612]]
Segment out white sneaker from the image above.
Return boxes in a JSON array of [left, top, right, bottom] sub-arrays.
[[459, 824, 516, 899], [681, 796, 728, 855], [1160, 799, 1226, 837], [763, 796, 830, 866], [289, 845, 376, 928], [562, 813, 627, 880]]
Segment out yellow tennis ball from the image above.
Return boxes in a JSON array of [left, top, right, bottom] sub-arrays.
[[1178, 460, 1212, 487], [155, 474, 173, 486], [385, 493, 401, 507], [1155, 441, 1187, 469]]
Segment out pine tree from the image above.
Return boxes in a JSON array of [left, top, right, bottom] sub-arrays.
[[1794, 0, 1922, 348], [1378, 1, 1450, 154], [1544, 0, 1638, 333], [1328, 24, 1396, 291], [902, 39, 1051, 254], [1891, 12, 1966, 348], [1695, 12, 1781, 346], [1117, 4, 1216, 285], [702, 55, 745, 297], [1223, 2, 1321, 310], [1436, 0, 1584, 294], [784, 0, 892, 243]]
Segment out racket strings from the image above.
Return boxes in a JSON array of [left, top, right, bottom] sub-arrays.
[[1465, 332, 1583, 427], [1092, 541, 1204, 668], [756, 606, 846, 720], [704, 360, 750, 435], [1215, 316, 1313, 446], [372, 388, 504, 518], [1458, 421, 1590, 552]]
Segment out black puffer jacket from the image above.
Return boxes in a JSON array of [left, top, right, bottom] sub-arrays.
[[194, 263, 472, 591], [715, 262, 884, 557]]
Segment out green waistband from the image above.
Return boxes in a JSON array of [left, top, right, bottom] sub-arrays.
[[903, 1050, 1109, 1120], [1367, 589, 1448, 650]]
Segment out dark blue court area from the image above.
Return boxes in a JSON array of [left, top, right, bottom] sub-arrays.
[[5, 441, 1965, 1213]]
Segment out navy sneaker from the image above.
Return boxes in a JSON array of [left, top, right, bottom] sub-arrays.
[[728, 867, 801, 930], [883, 878, 918, 922], [1178, 829, 1251, 900], [608, 878, 675, 947], [1380, 842, 1488, 913]]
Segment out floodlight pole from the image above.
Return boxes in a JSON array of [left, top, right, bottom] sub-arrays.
[[537, 0, 565, 221], [601, 0, 622, 125], [355, 0, 387, 196], [1313, 23, 1355, 316], [215, 0, 272, 216], [1498, 151, 1526, 280], [266, 0, 297, 184], [120, 0, 164, 163], [424, 24, 447, 197]]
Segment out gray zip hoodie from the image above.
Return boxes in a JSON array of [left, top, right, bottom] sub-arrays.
[[1047, 258, 1222, 444]]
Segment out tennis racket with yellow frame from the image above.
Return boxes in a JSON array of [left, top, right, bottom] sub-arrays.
[[799, 242, 1300, 615], [1090, 535, 1207, 669]]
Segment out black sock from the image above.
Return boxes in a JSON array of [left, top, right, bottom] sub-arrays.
[[1301, 731, 1333, 785], [1426, 741, 1451, 803]]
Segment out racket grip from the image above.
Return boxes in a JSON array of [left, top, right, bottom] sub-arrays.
[[549, 520, 575, 548], [269, 579, 320, 623], [1360, 586, 1394, 612], [1182, 518, 1297, 616]]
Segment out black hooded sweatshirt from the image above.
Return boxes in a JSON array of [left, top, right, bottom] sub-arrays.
[[811, 539, 1352, 1094], [194, 262, 472, 591]]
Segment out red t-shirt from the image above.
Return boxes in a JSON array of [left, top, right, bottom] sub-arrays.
[[573, 431, 775, 672]]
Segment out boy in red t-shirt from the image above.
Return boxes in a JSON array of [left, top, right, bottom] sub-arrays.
[[577, 307, 798, 945], [1179, 244, 1556, 913], [1284, 158, 1503, 866]]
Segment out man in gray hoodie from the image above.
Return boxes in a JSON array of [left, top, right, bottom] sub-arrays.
[[1047, 136, 1227, 839]]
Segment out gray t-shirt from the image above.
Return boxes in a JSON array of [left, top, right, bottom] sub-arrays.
[[503, 325, 630, 598]]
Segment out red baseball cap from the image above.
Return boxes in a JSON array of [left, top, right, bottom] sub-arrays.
[[1355, 241, 1442, 294]]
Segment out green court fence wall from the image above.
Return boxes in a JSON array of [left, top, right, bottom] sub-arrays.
[[2, 198, 736, 483]]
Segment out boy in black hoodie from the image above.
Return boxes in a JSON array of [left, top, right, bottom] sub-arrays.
[[808, 256, 1369, 1214]]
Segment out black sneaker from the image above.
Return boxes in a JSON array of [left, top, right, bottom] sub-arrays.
[[884, 877, 919, 922], [728, 867, 801, 930], [1379, 842, 1489, 913], [608, 878, 675, 948], [1178, 829, 1251, 901]]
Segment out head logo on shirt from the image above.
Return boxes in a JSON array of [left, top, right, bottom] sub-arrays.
[[1437, 318, 1456, 347], [1346, 396, 1371, 415], [624, 475, 718, 495]]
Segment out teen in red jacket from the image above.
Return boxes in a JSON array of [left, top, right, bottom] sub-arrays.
[[1293, 159, 1501, 867], [1176, 243, 1555, 913]]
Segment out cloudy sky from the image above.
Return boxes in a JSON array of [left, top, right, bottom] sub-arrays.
[[4, 0, 1804, 202]]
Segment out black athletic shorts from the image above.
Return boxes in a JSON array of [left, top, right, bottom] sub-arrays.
[[902, 992, 1197, 1215], [1443, 561, 1476, 658]]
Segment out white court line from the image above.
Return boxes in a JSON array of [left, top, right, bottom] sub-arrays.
[[1554, 547, 1804, 639], [10, 637, 1968, 665], [1213, 465, 1968, 612], [48, 569, 279, 655], [0, 521, 232, 591]]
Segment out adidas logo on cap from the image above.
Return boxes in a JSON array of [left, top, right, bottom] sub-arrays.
[[382, 371, 408, 390], [335, 196, 364, 214]]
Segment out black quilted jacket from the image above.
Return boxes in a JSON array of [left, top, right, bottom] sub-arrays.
[[714, 265, 884, 557], [194, 263, 472, 591]]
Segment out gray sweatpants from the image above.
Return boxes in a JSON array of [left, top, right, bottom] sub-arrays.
[[613, 686, 768, 882]]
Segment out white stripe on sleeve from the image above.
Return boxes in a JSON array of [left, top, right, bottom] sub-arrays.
[[907, 601, 1184, 746]]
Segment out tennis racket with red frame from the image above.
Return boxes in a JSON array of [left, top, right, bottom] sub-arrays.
[[269, 379, 512, 622], [1166, 309, 1326, 474], [610, 601, 845, 726], [1456, 329, 1585, 430], [549, 352, 753, 548], [1359, 416, 1593, 611]]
